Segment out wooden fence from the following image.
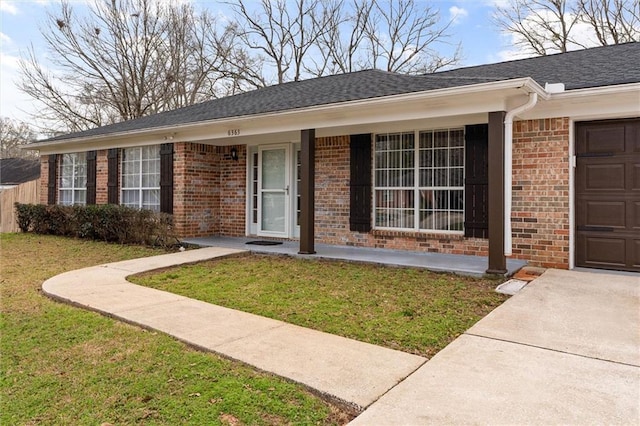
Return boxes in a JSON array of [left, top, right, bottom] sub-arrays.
[[0, 179, 40, 233]]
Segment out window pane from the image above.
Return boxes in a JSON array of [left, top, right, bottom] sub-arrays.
[[434, 130, 448, 147], [450, 168, 463, 187], [121, 189, 139, 208], [434, 168, 447, 186], [59, 190, 72, 205], [262, 149, 286, 190], [142, 189, 160, 211], [450, 147, 464, 167], [74, 190, 86, 205]]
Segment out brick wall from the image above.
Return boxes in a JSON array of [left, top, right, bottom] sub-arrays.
[[217, 145, 247, 236], [173, 142, 221, 237], [39, 155, 50, 205], [96, 150, 109, 204], [511, 117, 570, 269]]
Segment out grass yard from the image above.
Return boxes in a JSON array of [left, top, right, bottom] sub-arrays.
[[133, 254, 508, 358], [0, 234, 349, 425]]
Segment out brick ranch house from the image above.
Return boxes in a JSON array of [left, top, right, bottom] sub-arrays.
[[29, 43, 640, 273]]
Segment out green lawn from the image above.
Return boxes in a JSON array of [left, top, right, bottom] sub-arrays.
[[0, 234, 349, 425], [132, 254, 508, 358]]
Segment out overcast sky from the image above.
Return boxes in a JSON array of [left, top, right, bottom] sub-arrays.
[[0, 0, 526, 124]]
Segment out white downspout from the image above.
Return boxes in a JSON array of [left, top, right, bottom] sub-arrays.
[[504, 92, 538, 255]]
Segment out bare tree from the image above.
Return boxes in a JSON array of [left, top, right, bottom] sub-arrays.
[[309, 0, 374, 75], [227, 0, 328, 84], [19, 0, 260, 133], [494, 0, 639, 56], [0, 118, 38, 159], [577, 0, 640, 45], [229, 0, 460, 82], [363, 0, 460, 73], [493, 0, 579, 55]]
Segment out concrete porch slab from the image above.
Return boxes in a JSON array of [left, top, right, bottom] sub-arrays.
[[182, 236, 527, 277]]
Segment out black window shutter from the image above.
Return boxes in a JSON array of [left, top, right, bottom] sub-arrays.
[[349, 134, 372, 232], [160, 143, 174, 214], [107, 148, 119, 204], [47, 154, 57, 205], [86, 151, 97, 204], [464, 124, 489, 238]]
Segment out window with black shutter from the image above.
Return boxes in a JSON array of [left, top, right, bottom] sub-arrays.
[[160, 143, 173, 214], [107, 148, 118, 204], [86, 151, 97, 204], [464, 124, 489, 238], [350, 134, 372, 232]]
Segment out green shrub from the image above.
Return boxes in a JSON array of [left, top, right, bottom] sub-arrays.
[[14, 203, 178, 248]]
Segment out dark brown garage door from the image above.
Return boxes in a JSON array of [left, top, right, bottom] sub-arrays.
[[576, 118, 640, 272]]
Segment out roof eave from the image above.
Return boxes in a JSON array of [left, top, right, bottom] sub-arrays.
[[29, 77, 548, 149]]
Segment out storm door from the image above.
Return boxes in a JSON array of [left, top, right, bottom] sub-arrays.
[[258, 145, 291, 237]]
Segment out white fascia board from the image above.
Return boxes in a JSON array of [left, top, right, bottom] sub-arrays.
[[31, 77, 547, 152], [515, 83, 640, 121]]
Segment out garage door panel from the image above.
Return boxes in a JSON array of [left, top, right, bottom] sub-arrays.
[[583, 127, 626, 154], [582, 163, 625, 191], [633, 240, 640, 268], [578, 236, 627, 268], [576, 118, 640, 272], [584, 201, 626, 228]]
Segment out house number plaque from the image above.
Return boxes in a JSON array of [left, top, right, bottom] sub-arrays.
[[227, 129, 241, 136]]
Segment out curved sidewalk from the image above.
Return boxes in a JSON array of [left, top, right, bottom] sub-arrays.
[[41, 247, 426, 413]]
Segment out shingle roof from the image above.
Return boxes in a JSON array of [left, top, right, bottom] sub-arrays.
[[39, 42, 640, 144], [436, 42, 640, 90], [0, 158, 41, 185]]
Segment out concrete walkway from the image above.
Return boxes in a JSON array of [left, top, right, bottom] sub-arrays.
[[351, 269, 640, 424], [41, 247, 425, 413], [42, 248, 640, 424]]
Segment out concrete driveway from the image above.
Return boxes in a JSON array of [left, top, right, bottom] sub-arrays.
[[350, 269, 640, 425]]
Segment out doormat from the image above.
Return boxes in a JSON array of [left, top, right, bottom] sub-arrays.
[[245, 240, 283, 246]]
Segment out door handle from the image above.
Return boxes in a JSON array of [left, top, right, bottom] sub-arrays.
[[285, 185, 289, 195]]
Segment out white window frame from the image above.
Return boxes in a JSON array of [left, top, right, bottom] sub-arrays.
[[374, 128, 465, 234], [120, 145, 161, 211], [58, 152, 87, 206]]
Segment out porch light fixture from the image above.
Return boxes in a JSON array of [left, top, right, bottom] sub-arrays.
[[230, 147, 238, 161]]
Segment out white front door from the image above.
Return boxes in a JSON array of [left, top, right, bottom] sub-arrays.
[[258, 145, 290, 237]]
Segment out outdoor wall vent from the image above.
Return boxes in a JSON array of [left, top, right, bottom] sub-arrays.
[[545, 83, 565, 93]]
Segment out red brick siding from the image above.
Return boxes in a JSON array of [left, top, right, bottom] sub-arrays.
[[173, 142, 221, 237], [95, 150, 109, 204], [511, 118, 570, 269], [315, 136, 351, 242], [39, 155, 50, 205], [217, 145, 247, 236]]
